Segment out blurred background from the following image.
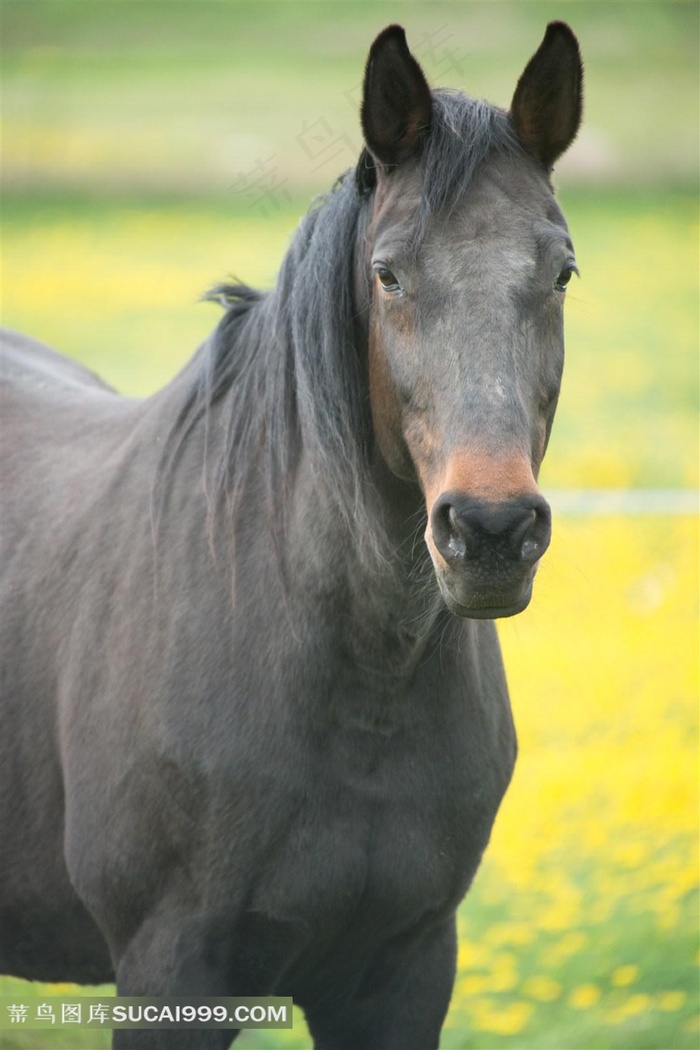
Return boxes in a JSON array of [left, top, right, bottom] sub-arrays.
[[1, 1, 697, 1048]]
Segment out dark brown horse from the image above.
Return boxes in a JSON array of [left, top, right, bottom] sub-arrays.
[[0, 23, 582, 1050]]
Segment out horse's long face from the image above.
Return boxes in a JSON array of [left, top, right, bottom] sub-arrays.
[[360, 24, 582, 618], [367, 159, 575, 618]]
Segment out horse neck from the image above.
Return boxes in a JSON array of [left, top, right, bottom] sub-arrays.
[[277, 237, 439, 675], [281, 451, 441, 691], [158, 186, 442, 675]]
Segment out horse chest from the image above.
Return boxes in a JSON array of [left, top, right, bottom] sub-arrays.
[[248, 706, 499, 942]]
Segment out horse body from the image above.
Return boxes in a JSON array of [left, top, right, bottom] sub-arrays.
[[1, 327, 513, 1036], [0, 23, 582, 1049]]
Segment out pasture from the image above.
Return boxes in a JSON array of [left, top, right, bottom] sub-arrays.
[[1, 2, 698, 1048]]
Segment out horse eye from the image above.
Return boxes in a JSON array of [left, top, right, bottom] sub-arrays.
[[374, 265, 401, 293], [554, 265, 578, 293]]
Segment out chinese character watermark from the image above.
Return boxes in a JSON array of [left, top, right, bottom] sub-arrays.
[[232, 154, 292, 218], [296, 117, 360, 173], [62, 1002, 82, 1024], [233, 24, 468, 213], [412, 24, 467, 81], [36, 1003, 56, 1024], [88, 1002, 112, 1025], [6, 1003, 28, 1024]]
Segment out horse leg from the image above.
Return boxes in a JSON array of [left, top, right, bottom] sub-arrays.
[[110, 905, 300, 1049], [111, 910, 245, 1050], [304, 918, 457, 1050]]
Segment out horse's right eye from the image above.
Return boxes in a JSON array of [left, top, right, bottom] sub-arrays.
[[554, 264, 578, 293], [373, 265, 402, 293]]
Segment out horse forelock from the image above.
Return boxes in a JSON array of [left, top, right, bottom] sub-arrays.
[[357, 90, 521, 246]]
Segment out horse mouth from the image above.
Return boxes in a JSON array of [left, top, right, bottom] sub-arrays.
[[437, 573, 535, 620]]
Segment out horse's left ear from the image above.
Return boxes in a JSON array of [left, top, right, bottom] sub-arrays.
[[510, 22, 583, 169], [361, 25, 432, 169]]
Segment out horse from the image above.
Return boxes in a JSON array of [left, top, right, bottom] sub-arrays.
[[0, 22, 582, 1050]]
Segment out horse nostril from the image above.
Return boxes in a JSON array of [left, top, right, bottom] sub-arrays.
[[517, 500, 552, 564], [431, 497, 470, 563], [447, 506, 468, 558], [509, 509, 537, 552], [508, 508, 550, 563], [521, 536, 541, 562]]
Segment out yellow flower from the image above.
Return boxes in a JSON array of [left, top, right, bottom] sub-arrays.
[[456, 940, 491, 972], [541, 930, 588, 967], [657, 991, 687, 1012], [611, 964, 639, 987], [457, 974, 489, 996], [483, 921, 534, 947], [472, 999, 534, 1035], [622, 994, 652, 1015], [486, 952, 519, 992], [568, 985, 601, 1009], [605, 994, 653, 1025], [522, 975, 563, 1002]]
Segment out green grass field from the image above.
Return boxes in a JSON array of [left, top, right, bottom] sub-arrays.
[[1, 2, 698, 1048]]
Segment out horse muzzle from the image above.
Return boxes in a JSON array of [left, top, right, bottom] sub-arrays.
[[426, 491, 552, 619]]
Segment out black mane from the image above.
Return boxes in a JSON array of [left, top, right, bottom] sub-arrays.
[[164, 90, 521, 550]]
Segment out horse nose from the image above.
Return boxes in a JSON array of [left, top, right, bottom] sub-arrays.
[[431, 491, 552, 565]]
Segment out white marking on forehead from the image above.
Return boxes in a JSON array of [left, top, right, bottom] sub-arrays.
[[478, 376, 514, 409]]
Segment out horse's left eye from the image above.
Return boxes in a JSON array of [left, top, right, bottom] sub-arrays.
[[373, 265, 402, 293], [554, 265, 578, 293]]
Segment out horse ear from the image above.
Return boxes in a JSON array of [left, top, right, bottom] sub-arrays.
[[361, 25, 432, 169], [510, 22, 583, 170]]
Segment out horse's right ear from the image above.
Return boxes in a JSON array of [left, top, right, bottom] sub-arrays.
[[361, 25, 432, 170], [510, 22, 583, 170]]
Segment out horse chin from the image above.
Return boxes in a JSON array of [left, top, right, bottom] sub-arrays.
[[437, 573, 535, 620]]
